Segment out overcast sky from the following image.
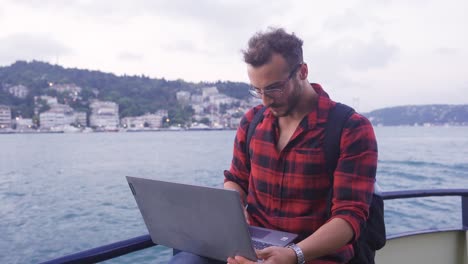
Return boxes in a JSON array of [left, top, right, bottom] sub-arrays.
[[0, 0, 466, 112]]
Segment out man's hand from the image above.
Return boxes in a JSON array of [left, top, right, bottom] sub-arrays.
[[227, 246, 297, 264]]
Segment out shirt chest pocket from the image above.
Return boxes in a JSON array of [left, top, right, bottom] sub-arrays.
[[289, 148, 327, 177], [282, 148, 330, 202]]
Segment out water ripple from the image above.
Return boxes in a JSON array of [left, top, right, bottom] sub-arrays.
[[1, 128, 467, 264]]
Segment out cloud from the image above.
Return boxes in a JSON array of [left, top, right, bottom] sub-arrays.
[[307, 34, 398, 75], [323, 9, 366, 32], [121, 0, 291, 52], [9, 0, 288, 28], [7, 0, 59, 8], [0, 33, 71, 65], [343, 34, 399, 71], [117, 52, 144, 62], [140, 0, 286, 28], [304, 33, 399, 111], [321, 6, 391, 34], [435, 47, 458, 56], [7, 0, 291, 55], [3, 0, 464, 112], [162, 40, 210, 55]]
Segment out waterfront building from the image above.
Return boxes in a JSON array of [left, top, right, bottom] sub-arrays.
[[121, 110, 167, 129], [89, 101, 119, 129], [15, 118, 33, 130], [229, 117, 242, 129], [74, 112, 87, 126], [141, 113, 164, 128], [34, 96, 59, 116], [0, 105, 12, 129], [39, 104, 75, 129], [40, 111, 66, 129]]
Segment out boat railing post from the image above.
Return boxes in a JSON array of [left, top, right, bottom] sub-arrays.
[[463, 194, 468, 230], [463, 194, 468, 264]]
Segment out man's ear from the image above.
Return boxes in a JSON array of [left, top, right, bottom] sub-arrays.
[[299, 63, 308, 80]]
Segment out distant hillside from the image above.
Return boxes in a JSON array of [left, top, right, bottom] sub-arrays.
[[1, 61, 466, 126], [0, 60, 250, 118], [364, 105, 468, 126]]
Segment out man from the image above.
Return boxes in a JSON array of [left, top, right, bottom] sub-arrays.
[[170, 28, 377, 264]]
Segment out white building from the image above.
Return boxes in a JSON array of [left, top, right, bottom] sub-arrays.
[[39, 104, 75, 129], [50, 104, 74, 114], [191, 105, 204, 115], [40, 111, 63, 129], [176, 91, 191, 105], [34, 96, 59, 116], [15, 118, 33, 130], [50, 83, 82, 94], [121, 116, 140, 128], [50, 83, 82, 101], [141, 113, 164, 128], [0, 105, 12, 128], [8, 85, 29, 98], [202, 86, 218, 98], [74, 112, 87, 126], [229, 117, 242, 129], [35, 96, 58, 106], [156, 109, 168, 116], [121, 110, 167, 129], [209, 94, 236, 107], [191, 94, 203, 104], [209, 114, 224, 128], [89, 101, 119, 129]]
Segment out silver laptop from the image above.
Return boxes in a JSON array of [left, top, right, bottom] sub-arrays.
[[126, 176, 298, 261]]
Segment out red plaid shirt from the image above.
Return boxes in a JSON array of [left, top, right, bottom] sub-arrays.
[[224, 84, 377, 263]]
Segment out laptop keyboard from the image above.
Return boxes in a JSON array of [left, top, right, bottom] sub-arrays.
[[252, 240, 274, 250]]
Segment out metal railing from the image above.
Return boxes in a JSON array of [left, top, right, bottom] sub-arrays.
[[41, 188, 468, 264]]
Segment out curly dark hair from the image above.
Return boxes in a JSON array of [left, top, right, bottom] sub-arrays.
[[242, 27, 303, 69]]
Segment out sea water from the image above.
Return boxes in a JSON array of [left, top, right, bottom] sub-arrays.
[[0, 126, 467, 264]]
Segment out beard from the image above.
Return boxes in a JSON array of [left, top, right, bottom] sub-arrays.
[[269, 83, 302, 117], [269, 104, 292, 117]]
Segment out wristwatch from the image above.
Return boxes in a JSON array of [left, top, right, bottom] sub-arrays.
[[287, 243, 305, 264]]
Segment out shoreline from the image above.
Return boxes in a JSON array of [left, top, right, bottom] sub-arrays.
[[1, 124, 468, 135], [0, 128, 237, 134]]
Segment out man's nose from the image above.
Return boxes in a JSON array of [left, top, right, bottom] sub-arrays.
[[262, 94, 273, 106]]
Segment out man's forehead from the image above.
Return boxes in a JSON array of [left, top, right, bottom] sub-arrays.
[[248, 55, 288, 77]]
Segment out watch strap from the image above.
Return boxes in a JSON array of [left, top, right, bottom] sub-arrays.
[[287, 243, 305, 264]]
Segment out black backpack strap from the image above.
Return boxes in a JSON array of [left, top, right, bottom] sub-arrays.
[[245, 106, 267, 170], [324, 103, 355, 216]]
